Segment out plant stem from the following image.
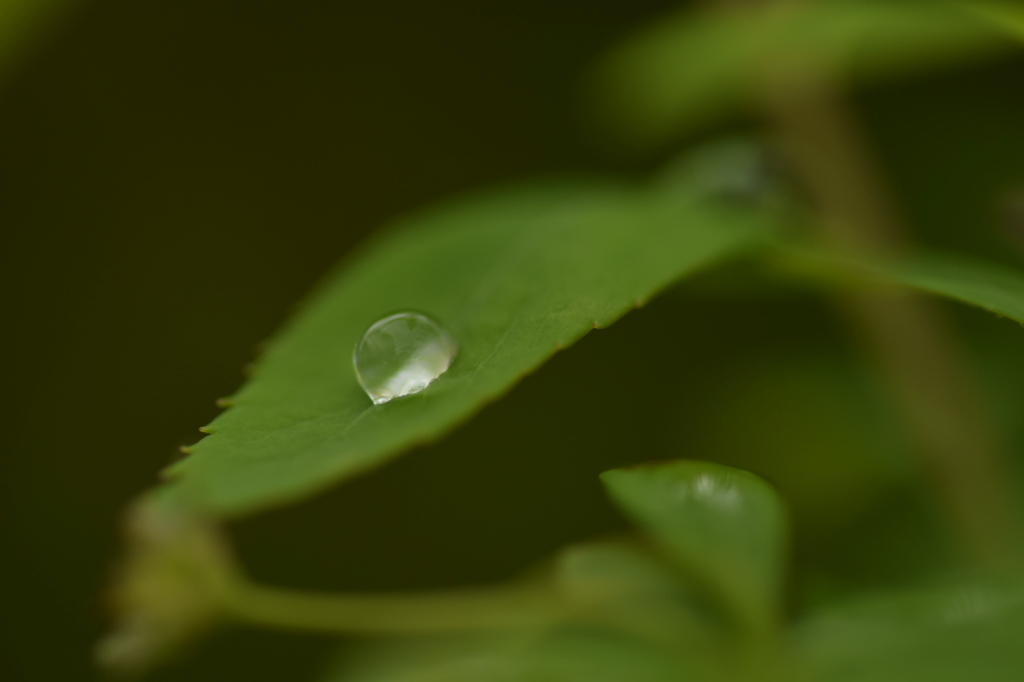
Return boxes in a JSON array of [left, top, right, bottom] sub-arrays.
[[227, 579, 569, 635], [752, 33, 1019, 569]]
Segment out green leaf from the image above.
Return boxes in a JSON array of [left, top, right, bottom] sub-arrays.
[[966, 1, 1024, 39], [590, 0, 1015, 149], [318, 541, 744, 682], [795, 580, 1024, 682], [679, 350, 910, 538], [166, 181, 773, 517], [555, 540, 722, 645], [782, 249, 1024, 324], [600, 461, 788, 636], [323, 628, 702, 682], [0, 0, 77, 85], [879, 253, 1024, 323]]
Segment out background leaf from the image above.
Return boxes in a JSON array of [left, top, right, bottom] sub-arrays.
[[968, 1, 1024, 40], [795, 580, 1024, 682], [600, 461, 787, 636], [676, 349, 910, 541], [323, 628, 700, 682], [784, 250, 1024, 324], [590, 0, 1015, 149], [878, 253, 1024, 323], [166, 181, 774, 517], [0, 0, 77, 84], [554, 539, 719, 644]]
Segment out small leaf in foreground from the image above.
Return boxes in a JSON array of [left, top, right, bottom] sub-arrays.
[[601, 461, 788, 635]]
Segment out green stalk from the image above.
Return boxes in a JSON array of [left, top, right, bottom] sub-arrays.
[[752, 26, 1020, 569]]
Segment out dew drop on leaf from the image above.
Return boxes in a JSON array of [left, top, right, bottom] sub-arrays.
[[353, 311, 457, 405]]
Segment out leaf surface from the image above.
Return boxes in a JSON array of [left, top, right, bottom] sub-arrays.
[[167, 181, 773, 516], [600, 461, 787, 635]]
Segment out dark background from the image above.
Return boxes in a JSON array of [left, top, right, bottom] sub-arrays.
[[4, 1, 1024, 681]]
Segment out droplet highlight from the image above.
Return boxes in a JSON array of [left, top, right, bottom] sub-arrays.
[[658, 137, 786, 207], [353, 311, 457, 405]]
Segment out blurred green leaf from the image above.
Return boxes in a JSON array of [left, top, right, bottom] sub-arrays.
[[679, 350, 909, 540], [320, 540, 762, 682], [555, 540, 721, 645], [590, 0, 1015, 149], [0, 0, 77, 84], [95, 496, 239, 676], [600, 461, 787, 636], [324, 628, 702, 682], [786, 250, 1024, 323], [967, 1, 1024, 39], [166, 181, 774, 517], [795, 580, 1024, 682]]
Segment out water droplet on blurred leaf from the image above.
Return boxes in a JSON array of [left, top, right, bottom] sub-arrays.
[[658, 137, 787, 207], [354, 312, 457, 405]]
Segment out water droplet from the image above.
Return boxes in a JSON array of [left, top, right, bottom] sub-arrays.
[[353, 312, 457, 405]]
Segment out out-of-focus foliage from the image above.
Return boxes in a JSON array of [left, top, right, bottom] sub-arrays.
[[678, 349, 909, 539], [322, 464, 1024, 682], [326, 461, 786, 682], [780, 248, 1024, 324], [795, 580, 1024, 682], [873, 253, 1024, 323], [601, 461, 786, 636], [102, 0, 1024, 673], [328, 629, 697, 682], [95, 497, 239, 676], [5, 0, 1024, 681], [94, 0, 1024, 672], [969, 1, 1024, 40], [0, 0, 76, 82], [589, 0, 1016, 148]]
